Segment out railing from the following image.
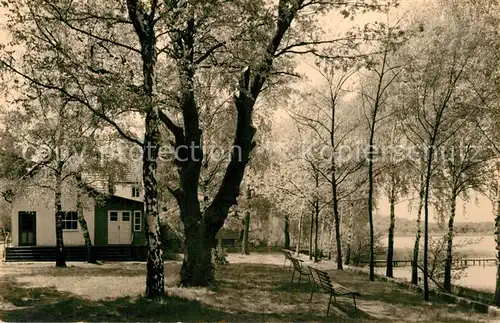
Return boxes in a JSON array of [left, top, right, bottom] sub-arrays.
[[359, 257, 498, 267]]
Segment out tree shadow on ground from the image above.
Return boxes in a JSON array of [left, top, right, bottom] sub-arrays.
[[322, 268, 484, 321], [0, 268, 359, 322], [0, 278, 234, 322], [212, 263, 368, 321], [0, 261, 485, 322]]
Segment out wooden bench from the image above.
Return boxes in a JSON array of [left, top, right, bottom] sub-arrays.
[[290, 256, 311, 283], [308, 266, 360, 315], [282, 249, 293, 269]]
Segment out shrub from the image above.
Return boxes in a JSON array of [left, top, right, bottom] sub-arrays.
[[163, 252, 183, 261], [348, 228, 385, 266], [424, 235, 480, 283], [212, 245, 229, 265]]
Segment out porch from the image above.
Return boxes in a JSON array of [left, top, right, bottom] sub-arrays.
[[4, 245, 147, 262]]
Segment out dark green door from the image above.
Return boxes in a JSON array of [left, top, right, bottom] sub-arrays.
[[19, 211, 36, 246]]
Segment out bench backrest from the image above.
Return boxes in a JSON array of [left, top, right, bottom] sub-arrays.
[[290, 257, 310, 274], [282, 249, 293, 260], [309, 266, 333, 291]]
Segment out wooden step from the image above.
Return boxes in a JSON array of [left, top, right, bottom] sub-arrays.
[[5, 246, 146, 262]]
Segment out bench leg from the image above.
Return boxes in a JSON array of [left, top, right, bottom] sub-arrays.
[[327, 293, 333, 316], [283, 258, 287, 268], [353, 294, 357, 315], [309, 287, 314, 303], [291, 269, 295, 283]]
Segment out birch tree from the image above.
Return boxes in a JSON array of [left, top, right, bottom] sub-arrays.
[[291, 62, 364, 269], [398, 22, 486, 302], [1, 90, 103, 266], [359, 17, 406, 281], [378, 125, 409, 278], [433, 125, 489, 292]]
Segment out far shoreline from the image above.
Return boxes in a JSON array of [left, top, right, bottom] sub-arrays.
[[393, 233, 493, 238]]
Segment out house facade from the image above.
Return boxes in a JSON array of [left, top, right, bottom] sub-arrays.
[[10, 177, 145, 249]]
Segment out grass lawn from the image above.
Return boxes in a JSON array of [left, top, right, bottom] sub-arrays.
[[0, 253, 493, 322]]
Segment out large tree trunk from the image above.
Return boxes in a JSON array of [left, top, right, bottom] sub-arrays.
[[494, 198, 500, 306], [242, 211, 250, 255], [181, 217, 214, 287], [444, 194, 457, 293], [169, 0, 299, 287], [411, 184, 425, 285], [75, 174, 96, 264], [127, 1, 164, 299], [54, 168, 66, 268], [284, 214, 290, 249], [386, 194, 396, 278]]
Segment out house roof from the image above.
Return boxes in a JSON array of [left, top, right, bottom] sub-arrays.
[[81, 183, 143, 205], [115, 170, 141, 183], [215, 228, 240, 239]]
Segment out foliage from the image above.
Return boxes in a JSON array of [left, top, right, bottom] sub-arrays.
[[424, 236, 482, 284], [349, 227, 384, 267], [211, 245, 229, 266]]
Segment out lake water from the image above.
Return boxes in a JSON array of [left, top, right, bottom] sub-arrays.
[[376, 235, 497, 292]]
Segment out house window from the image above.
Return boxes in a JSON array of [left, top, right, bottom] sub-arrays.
[[132, 186, 140, 198], [222, 238, 236, 247], [122, 211, 130, 222], [109, 211, 118, 221], [134, 211, 142, 231], [62, 211, 78, 230]]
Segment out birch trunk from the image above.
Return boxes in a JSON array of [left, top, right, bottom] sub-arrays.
[[386, 193, 396, 277], [309, 207, 314, 260], [54, 166, 66, 268], [284, 214, 290, 249], [345, 212, 354, 266], [367, 143, 375, 281], [444, 194, 457, 292], [332, 179, 343, 269], [319, 212, 326, 256], [296, 212, 303, 256], [76, 174, 95, 263], [423, 145, 436, 301], [329, 83, 342, 268], [314, 202, 319, 262], [143, 112, 164, 298], [494, 198, 500, 306], [127, 0, 165, 299], [411, 184, 425, 285]]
